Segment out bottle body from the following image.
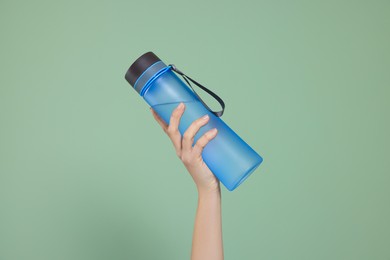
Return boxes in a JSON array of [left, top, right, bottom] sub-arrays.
[[142, 68, 263, 191]]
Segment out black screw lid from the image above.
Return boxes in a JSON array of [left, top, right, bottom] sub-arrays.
[[125, 52, 162, 87]]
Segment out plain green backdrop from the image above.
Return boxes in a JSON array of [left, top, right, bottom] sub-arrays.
[[0, 0, 389, 259]]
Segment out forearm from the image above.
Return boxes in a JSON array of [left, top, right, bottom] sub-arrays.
[[191, 187, 224, 260], [150, 105, 223, 259]]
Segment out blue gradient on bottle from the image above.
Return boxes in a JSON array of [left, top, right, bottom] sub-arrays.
[[142, 69, 263, 191]]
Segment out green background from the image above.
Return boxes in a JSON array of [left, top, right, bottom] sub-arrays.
[[1, 0, 389, 259]]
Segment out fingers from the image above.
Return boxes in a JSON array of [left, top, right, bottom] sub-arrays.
[[167, 103, 185, 157], [150, 103, 185, 158], [167, 103, 185, 134], [182, 114, 210, 152], [192, 128, 218, 156], [150, 104, 217, 160], [150, 108, 168, 132]]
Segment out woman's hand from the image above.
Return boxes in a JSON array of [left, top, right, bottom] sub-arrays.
[[150, 102, 220, 193], [151, 102, 224, 260]]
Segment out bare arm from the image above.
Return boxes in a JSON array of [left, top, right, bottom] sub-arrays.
[[150, 102, 224, 260], [192, 186, 223, 260]]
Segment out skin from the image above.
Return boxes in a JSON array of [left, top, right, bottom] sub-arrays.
[[150, 102, 224, 260]]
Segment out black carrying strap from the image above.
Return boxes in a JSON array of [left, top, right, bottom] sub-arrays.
[[169, 64, 225, 117]]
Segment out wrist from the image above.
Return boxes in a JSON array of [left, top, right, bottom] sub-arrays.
[[197, 184, 221, 199]]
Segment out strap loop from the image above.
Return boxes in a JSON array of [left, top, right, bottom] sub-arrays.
[[169, 64, 225, 117]]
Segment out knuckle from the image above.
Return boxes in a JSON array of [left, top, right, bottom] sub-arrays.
[[172, 109, 180, 116], [199, 135, 211, 145], [174, 107, 184, 116], [195, 136, 207, 147], [167, 126, 176, 136], [183, 131, 192, 140], [206, 129, 217, 138], [193, 143, 203, 151], [169, 114, 177, 123], [181, 155, 189, 164], [191, 118, 203, 128], [205, 132, 213, 139], [183, 157, 194, 166], [200, 137, 209, 146], [184, 121, 203, 139], [195, 117, 206, 126]]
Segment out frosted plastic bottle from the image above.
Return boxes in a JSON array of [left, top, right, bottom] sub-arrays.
[[125, 52, 263, 191]]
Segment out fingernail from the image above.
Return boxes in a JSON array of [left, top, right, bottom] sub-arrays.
[[202, 114, 209, 120], [210, 128, 218, 134], [177, 103, 184, 109]]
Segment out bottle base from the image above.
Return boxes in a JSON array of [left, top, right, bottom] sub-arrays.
[[227, 158, 263, 191]]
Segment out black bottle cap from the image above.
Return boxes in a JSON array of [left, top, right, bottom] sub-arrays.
[[125, 52, 162, 87]]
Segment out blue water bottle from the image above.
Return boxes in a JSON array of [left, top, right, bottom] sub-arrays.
[[125, 52, 263, 191]]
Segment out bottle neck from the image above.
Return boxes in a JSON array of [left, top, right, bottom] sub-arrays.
[[133, 61, 168, 95]]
